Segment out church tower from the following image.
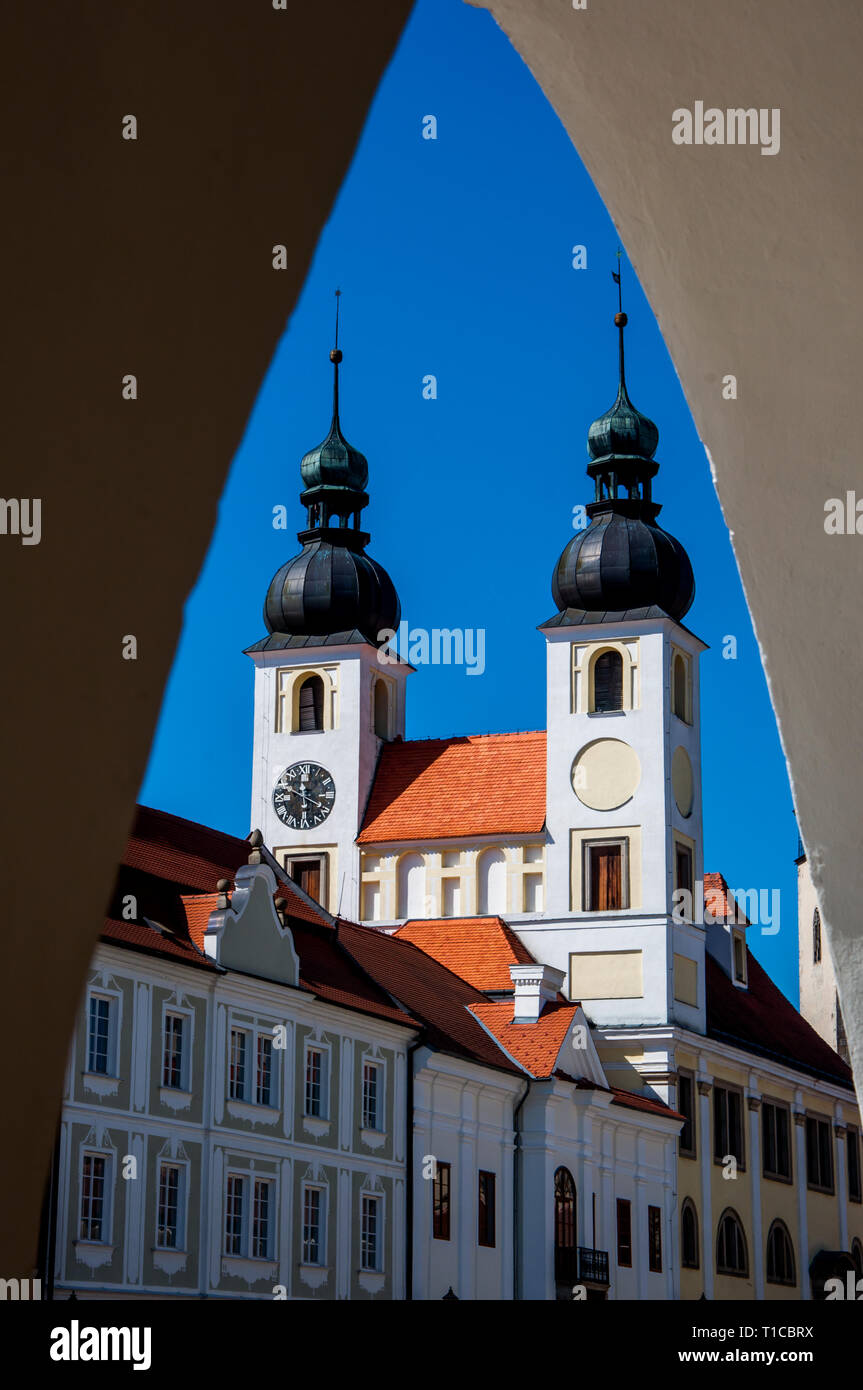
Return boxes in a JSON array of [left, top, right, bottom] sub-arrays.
[[533, 303, 707, 1031], [246, 301, 411, 917]]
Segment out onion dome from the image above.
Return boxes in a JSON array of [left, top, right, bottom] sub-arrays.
[[550, 303, 695, 622], [261, 293, 400, 646]]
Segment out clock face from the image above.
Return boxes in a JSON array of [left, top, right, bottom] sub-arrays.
[[273, 762, 336, 830]]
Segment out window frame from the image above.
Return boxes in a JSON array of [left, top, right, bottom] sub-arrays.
[[848, 1126, 862, 1204], [716, 1208, 748, 1278], [360, 1190, 384, 1272], [284, 852, 328, 907], [648, 1204, 663, 1273], [225, 1170, 277, 1261], [583, 836, 630, 912], [155, 1159, 188, 1251], [433, 1161, 452, 1241], [681, 1198, 699, 1269], [713, 1082, 746, 1171], [671, 648, 692, 724], [78, 1149, 113, 1246], [228, 1021, 279, 1109], [478, 1170, 496, 1249], [761, 1098, 792, 1183], [812, 907, 822, 965], [85, 988, 121, 1078], [765, 1218, 796, 1287], [301, 1183, 327, 1267], [805, 1113, 835, 1194], [616, 1197, 632, 1268], [678, 1069, 697, 1158], [361, 1056, 385, 1134], [304, 1042, 331, 1120], [591, 647, 624, 714], [161, 1005, 193, 1092]]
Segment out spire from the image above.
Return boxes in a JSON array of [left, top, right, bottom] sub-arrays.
[[612, 247, 628, 390], [329, 287, 342, 427], [587, 260, 659, 475]]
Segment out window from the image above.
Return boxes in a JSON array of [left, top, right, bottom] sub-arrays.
[[852, 1239, 863, 1277], [813, 907, 822, 964], [373, 679, 390, 739], [163, 1012, 185, 1090], [713, 1085, 745, 1168], [675, 843, 694, 899], [848, 1127, 862, 1203], [806, 1114, 834, 1193], [287, 854, 326, 904], [433, 1161, 451, 1241], [716, 1209, 748, 1277], [762, 1101, 792, 1181], [648, 1205, 662, 1273], [585, 839, 627, 911], [678, 1071, 696, 1157], [681, 1199, 699, 1269], [156, 1162, 184, 1250], [593, 649, 623, 712], [554, 1168, 577, 1283], [362, 1061, 383, 1132], [224, 1174, 244, 1256], [302, 1186, 325, 1265], [256, 1034, 273, 1107], [732, 933, 746, 984], [225, 1174, 275, 1259], [397, 853, 426, 919], [672, 652, 688, 720], [252, 1179, 272, 1259], [229, 1028, 248, 1101], [305, 1046, 328, 1118], [616, 1197, 632, 1267], [79, 1153, 109, 1243], [478, 1171, 496, 1249], [361, 1194, 382, 1271], [765, 1220, 795, 1286], [298, 674, 324, 731], [87, 994, 115, 1076]]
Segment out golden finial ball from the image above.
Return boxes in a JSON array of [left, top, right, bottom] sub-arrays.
[[614, 312, 628, 327], [330, 348, 343, 363]]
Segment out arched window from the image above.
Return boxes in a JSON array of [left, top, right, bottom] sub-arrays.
[[852, 1238, 863, 1277], [813, 907, 822, 964], [397, 853, 425, 919], [298, 674, 324, 732], [716, 1208, 748, 1278], [553, 1167, 577, 1288], [681, 1199, 699, 1269], [373, 679, 389, 740], [477, 848, 507, 915], [765, 1220, 796, 1286], [592, 650, 623, 712], [672, 653, 688, 720]]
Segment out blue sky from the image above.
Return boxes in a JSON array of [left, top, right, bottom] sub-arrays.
[[140, 0, 800, 1000]]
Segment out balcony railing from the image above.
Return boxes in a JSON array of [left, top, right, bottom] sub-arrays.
[[577, 1246, 610, 1286]]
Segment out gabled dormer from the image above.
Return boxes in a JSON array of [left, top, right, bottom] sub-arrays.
[[704, 871, 749, 989]]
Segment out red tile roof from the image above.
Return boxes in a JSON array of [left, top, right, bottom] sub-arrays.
[[120, 805, 331, 929], [468, 1000, 578, 1077], [357, 732, 547, 842], [180, 892, 221, 950], [101, 917, 219, 971], [337, 920, 523, 1074], [704, 875, 853, 1088], [394, 916, 536, 991]]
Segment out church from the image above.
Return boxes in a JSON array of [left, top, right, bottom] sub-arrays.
[[46, 306, 862, 1300]]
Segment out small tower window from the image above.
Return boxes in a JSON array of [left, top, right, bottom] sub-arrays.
[[298, 675, 324, 732], [373, 679, 389, 740], [813, 907, 822, 964], [733, 932, 747, 985], [593, 650, 623, 712], [672, 653, 688, 721]]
